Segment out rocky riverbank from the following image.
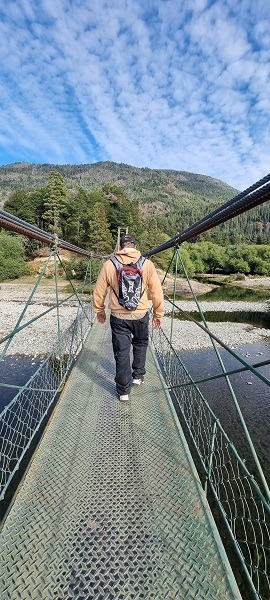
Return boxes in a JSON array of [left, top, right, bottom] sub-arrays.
[[163, 299, 270, 351], [0, 282, 269, 355], [0, 283, 84, 356]]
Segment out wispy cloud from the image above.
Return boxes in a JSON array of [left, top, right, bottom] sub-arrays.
[[0, 0, 269, 189]]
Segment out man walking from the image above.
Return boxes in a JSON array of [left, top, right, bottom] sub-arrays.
[[93, 234, 164, 401]]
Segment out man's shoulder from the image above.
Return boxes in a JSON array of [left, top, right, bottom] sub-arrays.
[[99, 257, 115, 273], [143, 257, 155, 268], [104, 255, 115, 264], [142, 258, 160, 278]]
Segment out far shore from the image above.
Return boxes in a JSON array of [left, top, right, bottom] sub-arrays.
[[156, 269, 270, 297]]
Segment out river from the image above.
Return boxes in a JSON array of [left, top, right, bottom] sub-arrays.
[[0, 355, 43, 412], [178, 339, 270, 481]]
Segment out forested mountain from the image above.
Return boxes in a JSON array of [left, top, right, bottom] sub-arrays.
[[0, 161, 269, 245], [0, 161, 237, 213]]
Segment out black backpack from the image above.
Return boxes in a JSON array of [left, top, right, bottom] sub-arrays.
[[110, 255, 146, 311]]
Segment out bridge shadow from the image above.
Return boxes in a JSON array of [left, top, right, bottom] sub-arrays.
[[76, 343, 116, 396]]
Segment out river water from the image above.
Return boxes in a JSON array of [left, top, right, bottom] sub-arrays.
[[178, 339, 270, 482], [0, 355, 43, 412]]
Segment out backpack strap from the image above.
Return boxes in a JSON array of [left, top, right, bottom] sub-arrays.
[[110, 256, 122, 300], [137, 256, 146, 299], [110, 255, 145, 271], [137, 256, 146, 270], [110, 256, 122, 270]]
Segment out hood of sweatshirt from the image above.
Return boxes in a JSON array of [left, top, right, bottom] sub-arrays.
[[114, 247, 142, 264]]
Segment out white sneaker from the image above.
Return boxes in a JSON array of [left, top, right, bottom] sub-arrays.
[[133, 378, 143, 386], [119, 394, 129, 401]]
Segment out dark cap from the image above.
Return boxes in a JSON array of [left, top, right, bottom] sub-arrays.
[[119, 234, 135, 247]]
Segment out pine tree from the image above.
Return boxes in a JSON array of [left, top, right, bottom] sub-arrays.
[[43, 171, 68, 236], [140, 218, 173, 270], [66, 188, 90, 246], [4, 189, 28, 216], [102, 184, 143, 240], [88, 202, 114, 255]]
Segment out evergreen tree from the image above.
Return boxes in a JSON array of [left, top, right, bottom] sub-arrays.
[[28, 188, 47, 228], [4, 187, 46, 228], [102, 184, 143, 240], [43, 171, 68, 236], [88, 202, 114, 255], [140, 218, 173, 270], [66, 188, 90, 246], [4, 189, 28, 216], [88, 189, 104, 208]]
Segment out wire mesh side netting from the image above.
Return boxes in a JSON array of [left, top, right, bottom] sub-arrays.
[[152, 324, 270, 600]]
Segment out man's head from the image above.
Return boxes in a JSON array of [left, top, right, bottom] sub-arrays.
[[119, 234, 136, 249]]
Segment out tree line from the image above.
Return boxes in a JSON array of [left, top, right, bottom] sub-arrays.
[[1, 170, 269, 280], [3, 170, 170, 260], [180, 241, 270, 277]]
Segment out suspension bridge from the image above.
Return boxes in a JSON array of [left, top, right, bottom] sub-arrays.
[[0, 175, 270, 599]]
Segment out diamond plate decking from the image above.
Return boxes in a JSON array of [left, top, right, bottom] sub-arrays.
[[1, 319, 241, 599]]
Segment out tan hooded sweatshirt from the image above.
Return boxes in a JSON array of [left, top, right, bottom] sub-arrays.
[[93, 247, 164, 320]]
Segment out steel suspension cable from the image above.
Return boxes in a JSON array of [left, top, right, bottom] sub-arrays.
[[0, 209, 107, 259]]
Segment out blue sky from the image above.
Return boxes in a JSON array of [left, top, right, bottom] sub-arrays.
[[0, 0, 269, 190]]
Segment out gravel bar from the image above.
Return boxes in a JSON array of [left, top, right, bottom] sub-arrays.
[[164, 299, 270, 351], [0, 284, 269, 355], [0, 283, 86, 356]]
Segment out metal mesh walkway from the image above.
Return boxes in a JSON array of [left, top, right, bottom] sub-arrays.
[[1, 320, 241, 599]]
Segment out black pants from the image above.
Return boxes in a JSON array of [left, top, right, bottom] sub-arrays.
[[110, 312, 149, 395]]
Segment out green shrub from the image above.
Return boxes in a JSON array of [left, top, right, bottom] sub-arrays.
[[63, 257, 103, 283], [0, 232, 26, 281]]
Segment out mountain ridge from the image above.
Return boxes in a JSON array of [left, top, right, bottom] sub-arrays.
[[0, 161, 238, 210]]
